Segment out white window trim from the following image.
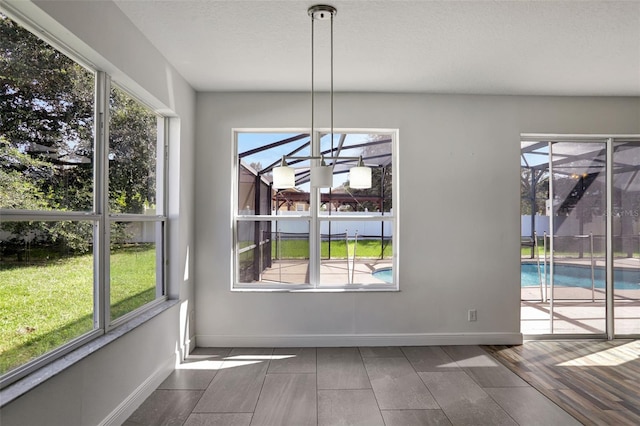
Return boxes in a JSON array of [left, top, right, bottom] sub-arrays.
[[0, 55, 169, 389], [232, 128, 399, 291]]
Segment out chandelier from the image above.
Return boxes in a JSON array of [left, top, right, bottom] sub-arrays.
[[272, 5, 372, 190]]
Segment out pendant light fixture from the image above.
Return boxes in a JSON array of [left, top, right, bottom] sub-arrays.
[[272, 4, 371, 190], [309, 5, 336, 188], [311, 155, 333, 187], [348, 156, 372, 189], [272, 156, 295, 189]]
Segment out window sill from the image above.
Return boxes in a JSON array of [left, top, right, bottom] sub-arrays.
[[232, 287, 399, 293], [0, 299, 179, 408]]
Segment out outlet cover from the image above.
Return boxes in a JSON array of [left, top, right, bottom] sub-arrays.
[[468, 309, 477, 322]]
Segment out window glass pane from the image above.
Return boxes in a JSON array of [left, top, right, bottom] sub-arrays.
[[613, 141, 640, 335], [274, 190, 311, 215], [234, 130, 396, 289], [0, 220, 95, 375], [0, 14, 95, 211], [548, 142, 606, 334], [110, 221, 161, 321], [237, 132, 312, 216], [237, 220, 310, 285], [109, 86, 158, 214], [319, 133, 392, 215], [238, 162, 275, 214], [319, 220, 393, 286]]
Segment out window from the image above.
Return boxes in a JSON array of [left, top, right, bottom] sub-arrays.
[[0, 13, 166, 386], [234, 130, 397, 290], [108, 86, 165, 322]]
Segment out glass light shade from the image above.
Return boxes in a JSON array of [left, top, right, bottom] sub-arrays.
[[311, 165, 333, 188], [272, 165, 295, 189], [349, 165, 371, 189]]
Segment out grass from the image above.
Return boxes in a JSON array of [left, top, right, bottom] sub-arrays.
[[320, 239, 393, 259], [109, 245, 156, 320], [237, 237, 393, 260], [0, 244, 157, 375], [522, 238, 640, 258], [271, 239, 392, 259], [521, 246, 639, 259]]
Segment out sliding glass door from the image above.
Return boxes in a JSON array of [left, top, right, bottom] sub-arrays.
[[521, 136, 640, 338], [549, 142, 607, 334], [612, 141, 640, 335]]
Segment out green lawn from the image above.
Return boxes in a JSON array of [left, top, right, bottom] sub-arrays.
[[239, 239, 391, 263], [271, 239, 392, 259], [109, 245, 156, 320], [0, 245, 156, 375], [320, 239, 392, 259], [521, 246, 638, 259]]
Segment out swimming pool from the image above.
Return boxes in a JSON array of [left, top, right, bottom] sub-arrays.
[[374, 265, 640, 289], [521, 263, 640, 290], [372, 268, 393, 283]]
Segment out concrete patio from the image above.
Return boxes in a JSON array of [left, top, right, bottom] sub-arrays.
[[258, 259, 393, 286]]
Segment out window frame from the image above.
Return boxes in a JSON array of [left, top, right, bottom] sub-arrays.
[[232, 128, 398, 291], [0, 13, 168, 387]]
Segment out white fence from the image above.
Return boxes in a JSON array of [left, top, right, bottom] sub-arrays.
[[521, 215, 549, 237], [271, 211, 392, 238], [522, 214, 638, 238]]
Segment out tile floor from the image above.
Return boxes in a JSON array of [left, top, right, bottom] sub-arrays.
[[123, 345, 580, 426]]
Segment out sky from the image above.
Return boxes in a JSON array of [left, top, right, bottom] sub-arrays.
[[237, 131, 374, 190]]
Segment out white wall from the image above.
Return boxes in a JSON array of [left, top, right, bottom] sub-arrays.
[[0, 1, 196, 424], [0, 305, 181, 426], [195, 92, 640, 347]]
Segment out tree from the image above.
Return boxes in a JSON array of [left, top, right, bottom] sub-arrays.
[[0, 137, 50, 210], [1, 13, 157, 256], [520, 168, 548, 215], [0, 13, 95, 212], [108, 86, 158, 214]]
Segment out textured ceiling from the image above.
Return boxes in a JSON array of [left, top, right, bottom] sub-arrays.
[[114, 0, 640, 96]]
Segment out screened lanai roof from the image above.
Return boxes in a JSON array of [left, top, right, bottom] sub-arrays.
[[238, 132, 392, 187], [521, 137, 640, 192]]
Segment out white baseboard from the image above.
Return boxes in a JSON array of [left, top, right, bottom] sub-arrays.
[[187, 334, 196, 353], [195, 332, 523, 348], [99, 355, 175, 426]]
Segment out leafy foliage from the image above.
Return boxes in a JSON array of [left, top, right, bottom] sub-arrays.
[[520, 168, 548, 215], [1, 13, 158, 256], [108, 87, 158, 214], [0, 14, 94, 212], [0, 137, 50, 210]]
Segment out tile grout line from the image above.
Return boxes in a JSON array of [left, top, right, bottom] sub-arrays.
[[180, 350, 227, 423], [357, 347, 386, 424], [249, 347, 274, 424], [471, 346, 525, 426], [401, 346, 454, 425], [482, 344, 585, 425]]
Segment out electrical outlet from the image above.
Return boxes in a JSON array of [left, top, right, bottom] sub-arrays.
[[468, 309, 477, 322]]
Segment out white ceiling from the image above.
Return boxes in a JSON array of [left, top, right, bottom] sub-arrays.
[[113, 0, 640, 96]]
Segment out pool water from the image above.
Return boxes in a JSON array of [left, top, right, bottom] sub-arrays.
[[374, 265, 640, 289], [521, 263, 640, 290], [372, 268, 393, 283]]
